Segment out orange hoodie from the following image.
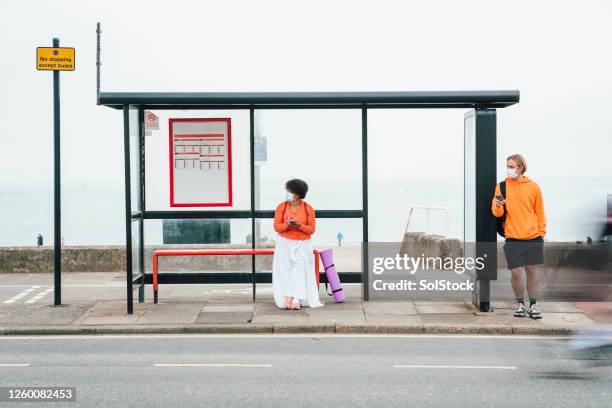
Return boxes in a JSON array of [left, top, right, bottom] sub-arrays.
[[274, 200, 316, 240], [491, 176, 546, 240]]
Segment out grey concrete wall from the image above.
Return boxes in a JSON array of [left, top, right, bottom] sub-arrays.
[[0, 244, 274, 273], [400, 232, 604, 270], [2, 239, 601, 274]]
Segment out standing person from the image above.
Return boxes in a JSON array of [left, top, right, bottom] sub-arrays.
[[492, 154, 546, 319], [272, 179, 323, 310], [337, 231, 343, 247]]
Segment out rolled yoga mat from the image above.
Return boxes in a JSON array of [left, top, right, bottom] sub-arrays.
[[318, 249, 345, 303]]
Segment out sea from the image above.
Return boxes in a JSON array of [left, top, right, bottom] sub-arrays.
[[1, 177, 610, 247]]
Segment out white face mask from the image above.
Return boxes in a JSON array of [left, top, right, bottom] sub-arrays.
[[285, 191, 294, 201], [506, 167, 519, 178]]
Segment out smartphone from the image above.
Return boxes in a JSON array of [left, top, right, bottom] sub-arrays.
[[495, 195, 504, 201]]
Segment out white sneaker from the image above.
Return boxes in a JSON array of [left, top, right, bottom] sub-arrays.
[[529, 304, 543, 319], [514, 303, 526, 317]]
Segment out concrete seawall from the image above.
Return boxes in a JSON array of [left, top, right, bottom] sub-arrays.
[[1, 237, 603, 273], [400, 232, 603, 270], [0, 244, 274, 273]]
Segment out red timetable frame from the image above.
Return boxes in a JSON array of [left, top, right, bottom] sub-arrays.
[[169, 118, 233, 207]]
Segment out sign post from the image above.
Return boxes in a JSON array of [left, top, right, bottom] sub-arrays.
[[37, 39, 75, 306], [52, 38, 60, 306]]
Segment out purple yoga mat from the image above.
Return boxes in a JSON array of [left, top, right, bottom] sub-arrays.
[[319, 249, 345, 303]]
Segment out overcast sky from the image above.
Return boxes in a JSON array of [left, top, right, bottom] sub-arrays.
[[1, 0, 611, 188]]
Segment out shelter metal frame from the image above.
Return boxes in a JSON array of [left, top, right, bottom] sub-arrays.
[[98, 90, 519, 314]]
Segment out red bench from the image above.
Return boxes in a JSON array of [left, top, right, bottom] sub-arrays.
[[152, 248, 321, 303]]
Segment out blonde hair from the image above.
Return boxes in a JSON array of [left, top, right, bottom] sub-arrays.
[[507, 154, 527, 174]]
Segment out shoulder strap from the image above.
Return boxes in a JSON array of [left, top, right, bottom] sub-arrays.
[[495, 181, 508, 237], [303, 201, 309, 224], [282, 200, 309, 224], [500, 180, 507, 219]]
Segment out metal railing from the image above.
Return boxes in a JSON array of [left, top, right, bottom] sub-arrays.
[[403, 206, 450, 237]]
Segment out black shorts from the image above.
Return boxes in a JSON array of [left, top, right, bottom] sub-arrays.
[[503, 236, 544, 270]]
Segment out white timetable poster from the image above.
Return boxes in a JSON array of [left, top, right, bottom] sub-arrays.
[[169, 118, 233, 207]]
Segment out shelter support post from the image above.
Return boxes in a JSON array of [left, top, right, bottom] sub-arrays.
[[473, 108, 497, 312], [138, 107, 145, 303], [123, 105, 134, 314], [250, 108, 256, 301], [361, 106, 369, 301]]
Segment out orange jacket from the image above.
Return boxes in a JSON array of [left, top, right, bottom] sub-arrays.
[[491, 176, 546, 239], [274, 200, 316, 240]]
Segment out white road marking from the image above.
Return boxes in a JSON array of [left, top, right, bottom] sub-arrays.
[[0, 364, 30, 367], [24, 288, 53, 304], [3, 287, 37, 304], [154, 363, 271, 367], [394, 364, 518, 370]]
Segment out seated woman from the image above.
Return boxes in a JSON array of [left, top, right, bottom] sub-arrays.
[[272, 179, 324, 310]]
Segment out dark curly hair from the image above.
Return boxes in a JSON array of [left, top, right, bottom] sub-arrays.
[[285, 179, 308, 199]]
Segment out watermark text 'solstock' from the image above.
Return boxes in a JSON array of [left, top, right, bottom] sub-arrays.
[[365, 242, 494, 301]]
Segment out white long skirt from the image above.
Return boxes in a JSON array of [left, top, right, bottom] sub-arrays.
[[272, 235, 324, 309]]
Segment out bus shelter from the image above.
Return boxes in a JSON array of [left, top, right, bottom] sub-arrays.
[[97, 90, 519, 314]]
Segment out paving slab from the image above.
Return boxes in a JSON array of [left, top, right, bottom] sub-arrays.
[[308, 302, 365, 324], [506, 316, 543, 329], [0, 303, 92, 326], [193, 302, 255, 324], [363, 301, 418, 316], [475, 314, 517, 326], [201, 304, 255, 313], [87, 300, 148, 311], [253, 314, 309, 324], [492, 301, 582, 314], [73, 301, 146, 324], [537, 312, 595, 326], [308, 307, 365, 324], [194, 313, 252, 324], [76, 313, 145, 325], [314, 300, 363, 312], [421, 313, 479, 324], [363, 315, 423, 325], [137, 303, 202, 325], [415, 302, 475, 314], [254, 300, 307, 314]]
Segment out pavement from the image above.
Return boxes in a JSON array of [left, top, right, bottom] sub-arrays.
[[0, 272, 609, 336]]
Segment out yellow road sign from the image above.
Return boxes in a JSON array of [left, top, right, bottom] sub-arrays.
[[37, 47, 75, 71]]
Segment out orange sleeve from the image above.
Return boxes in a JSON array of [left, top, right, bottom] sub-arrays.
[[534, 184, 547, 237], [274, 203, 289, 233], [297, 204, 316, 235], [491, 183, 504, 217]]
